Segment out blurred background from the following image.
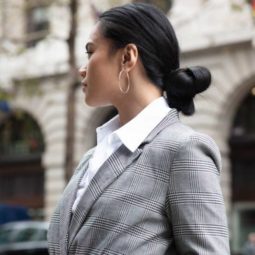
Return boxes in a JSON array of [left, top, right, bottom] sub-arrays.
[[0, 0, 255, 254]]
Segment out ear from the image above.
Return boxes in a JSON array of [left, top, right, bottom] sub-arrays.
[[121, 43, 138, 71]]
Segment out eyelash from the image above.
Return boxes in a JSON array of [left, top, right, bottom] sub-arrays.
[[86, 51, 93, 58]]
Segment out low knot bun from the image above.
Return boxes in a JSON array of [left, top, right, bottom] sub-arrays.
[[164, 66, 211, 116]]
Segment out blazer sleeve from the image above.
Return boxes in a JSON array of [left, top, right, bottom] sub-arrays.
[[166, 132, 230, 255]]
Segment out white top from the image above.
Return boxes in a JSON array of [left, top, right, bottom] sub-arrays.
[[72, 97, 171, 212]]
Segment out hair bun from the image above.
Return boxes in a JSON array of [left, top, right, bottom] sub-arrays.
[[164, 66, 211, 116], [186, 66, 211, 94]]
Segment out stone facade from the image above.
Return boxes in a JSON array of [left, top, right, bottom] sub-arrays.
[[0, 0, 255, 252]]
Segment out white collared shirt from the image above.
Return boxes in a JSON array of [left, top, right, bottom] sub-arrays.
[[72, 97, 170, 212]]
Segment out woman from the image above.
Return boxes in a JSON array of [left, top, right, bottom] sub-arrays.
[[48, 3, 230, 254]]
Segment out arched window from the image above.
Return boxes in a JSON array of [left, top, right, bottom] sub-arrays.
[[0, 111, 44, 159], [0, 110, 45, 215], [229, 87, 255, 253]]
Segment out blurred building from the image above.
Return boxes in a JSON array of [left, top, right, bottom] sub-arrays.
[[0, 0, 255, 253]]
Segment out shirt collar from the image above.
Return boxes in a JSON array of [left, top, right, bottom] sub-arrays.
[[96, 114, 120, 144], [96, 97, 170, 152], [116, 97, 170, 152]]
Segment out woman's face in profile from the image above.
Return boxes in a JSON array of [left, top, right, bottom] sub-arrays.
[[79, 22, 122, 107]]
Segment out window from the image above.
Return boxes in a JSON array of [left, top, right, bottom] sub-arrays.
[[230, 89, 255, 202], [231, 88, 255, 138], [0, 229, 12, 244], [230, 87, 255, 253], [133, 0, 173, 14], [0, 111, 45, 210], [247, 0, 255, 17], [0, 111, 45, 158], [26, 1, 50, 47]]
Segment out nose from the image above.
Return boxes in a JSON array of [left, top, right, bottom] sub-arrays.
[[79, 66, 87, 78]]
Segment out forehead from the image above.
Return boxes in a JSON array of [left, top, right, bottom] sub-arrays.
[[88, 22, 103, 43], [86, 22, 116, 54]]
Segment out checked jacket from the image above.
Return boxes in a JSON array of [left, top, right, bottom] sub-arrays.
[[48, 108, 230, 255]]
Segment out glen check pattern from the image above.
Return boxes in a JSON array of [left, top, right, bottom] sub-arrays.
[[48, 109, 230, 255]]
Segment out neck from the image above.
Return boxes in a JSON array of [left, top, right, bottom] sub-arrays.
[[115, 83, 162, 126]]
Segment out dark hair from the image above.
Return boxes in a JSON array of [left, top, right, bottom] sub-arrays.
[[99, 3, 211, 116]]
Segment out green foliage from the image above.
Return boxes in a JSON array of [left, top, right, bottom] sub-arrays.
[[231, 0, 253, 11], [231, 4, 243, 11], [0, 90, 12, 101], [0, 111, 45, 157], [133, 0, 173, 13], [17, 79, 43, 97]]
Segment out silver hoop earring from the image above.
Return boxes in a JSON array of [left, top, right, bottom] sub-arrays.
[[118, 69, 130, 94]]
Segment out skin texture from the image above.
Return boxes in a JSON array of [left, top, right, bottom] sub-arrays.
[[79, 22, 162, 126]]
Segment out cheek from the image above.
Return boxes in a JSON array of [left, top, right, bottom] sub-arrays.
[[88, 59, 118, 89], [87, 58, 106, 83]]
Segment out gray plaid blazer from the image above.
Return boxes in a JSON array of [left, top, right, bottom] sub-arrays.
[[48, 109, 230, 255]]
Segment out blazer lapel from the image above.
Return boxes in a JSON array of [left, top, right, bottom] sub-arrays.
[[59, 149, 94, 255], [67, 108, 180, 249], [142, 108, 179, 145], [68, 144, 143, 248]]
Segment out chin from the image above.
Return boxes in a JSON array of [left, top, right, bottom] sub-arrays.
[[85, 97, 110, 108], [84, 97, 96, 107]]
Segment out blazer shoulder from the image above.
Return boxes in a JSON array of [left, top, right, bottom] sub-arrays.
[[155, 121, 221, 170], [159, 121, 219, 149]]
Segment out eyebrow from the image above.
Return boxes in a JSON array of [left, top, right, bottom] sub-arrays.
[[85, 42, 94, 51]]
